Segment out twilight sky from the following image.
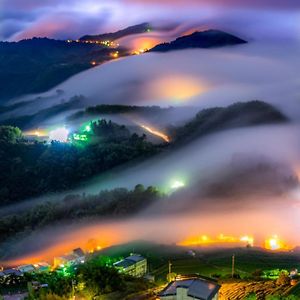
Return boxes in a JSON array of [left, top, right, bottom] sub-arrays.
[[1, 0, 299, 41]]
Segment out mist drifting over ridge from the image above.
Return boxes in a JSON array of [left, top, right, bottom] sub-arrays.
[[1, 15, 300, 266], [5, 39, 300, 127], [2, 119, 300, 264]]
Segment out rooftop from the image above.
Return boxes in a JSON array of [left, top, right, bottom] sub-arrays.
[[17, 264, 35, 272], [126, 254, 145, 263], [114, 259, 136, 269], [159, 278, 220, 300], [73, 248, 85, 257], [114, 254, 146, 269], [2, 269, 23, 276]]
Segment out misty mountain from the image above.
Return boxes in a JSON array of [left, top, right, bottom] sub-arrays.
[[0, 95, 86, 129], [149, 29, 247, 52], [202, 154, 299, 199], [171, 101, 287, 143], [80, 22, 152, 41], [0, 37, 127, 103]]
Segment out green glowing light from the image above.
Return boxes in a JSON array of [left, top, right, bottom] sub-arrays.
[[85, 125, 91, 132], [72, 133, 88, 141]]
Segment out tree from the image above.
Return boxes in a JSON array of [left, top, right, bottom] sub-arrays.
[[266, 296, 298, 300], [0, 125, 22, 143], [27, 282, 36, 300], [276, 272, 290, 285], [252, 269, 263, 279], [134, 184, 145, 193], [76, 260, 125, 297], [245, 292, 257, 300]]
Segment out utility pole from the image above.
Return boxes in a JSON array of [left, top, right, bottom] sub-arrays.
[[231, 254, 235, 278], [168, 260, 172, 275], [168, 260, 172, 282], [72, 279, 76, 300]]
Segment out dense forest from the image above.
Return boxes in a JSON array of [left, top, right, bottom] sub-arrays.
[[0, 185, 161, 255], [67, 104, 175, 121], [0, 101, 287, 205], [0, 120, 157, 205]]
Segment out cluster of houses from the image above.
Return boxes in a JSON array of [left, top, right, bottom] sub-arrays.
[[0, 247, 224, 300], [0, 248, 86, 280], [0, 248, 148, 282], [0, 262, 51, 279]]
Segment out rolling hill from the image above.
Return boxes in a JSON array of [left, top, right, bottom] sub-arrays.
[[0, 38, 128, 103], [80, 22, 152, 41], [150, 29, 247, 52]]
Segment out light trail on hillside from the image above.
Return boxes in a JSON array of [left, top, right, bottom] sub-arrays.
[[141, 124, 170, 143]]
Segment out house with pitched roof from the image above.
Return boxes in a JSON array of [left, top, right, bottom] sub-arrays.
[[158, 277, 220, 300]]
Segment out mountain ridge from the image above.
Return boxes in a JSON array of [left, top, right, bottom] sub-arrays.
[[149, 29, 247, 52]]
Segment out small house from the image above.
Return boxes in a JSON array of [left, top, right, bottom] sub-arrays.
[[158, 277, 220, 300]]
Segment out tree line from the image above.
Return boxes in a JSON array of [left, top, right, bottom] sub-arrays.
[[0, 121, 158, 205]]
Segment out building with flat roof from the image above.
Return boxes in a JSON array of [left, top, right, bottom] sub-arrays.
[[114, 254, 147, 277], [33, 262, 51, 272], [54, 248, 85, 268], [158, 277, 220, 300], [17, 264, 35, 273]]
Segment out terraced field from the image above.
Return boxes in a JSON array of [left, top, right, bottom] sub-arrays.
[[219, 281, 292, 300]]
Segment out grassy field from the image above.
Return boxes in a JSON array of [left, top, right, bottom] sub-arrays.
[[95, 242, 300, 299], [98, 242, 300, 281]]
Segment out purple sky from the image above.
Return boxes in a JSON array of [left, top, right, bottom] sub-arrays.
[[1, 0, 299, 41]]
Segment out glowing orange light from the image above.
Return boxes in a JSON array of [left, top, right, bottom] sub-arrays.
[[24, 129, 47, 137], [91, 61, 97, 66], [110, 51, 119, 58], [240, 235, 254, 247], [148, 75, 207, 103], [131, 37, 160, 52], [178, 234, 254, 247], [264, 235, 292, 251], [141, 125, 170, 143]]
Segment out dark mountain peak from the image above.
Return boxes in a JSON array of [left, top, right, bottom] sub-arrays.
[[149, 29, 247, 52], [172, 100, 287, 143], [80, 22, 152, 41]]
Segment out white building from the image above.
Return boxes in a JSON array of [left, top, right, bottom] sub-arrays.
[[114, 254, 147, 277]]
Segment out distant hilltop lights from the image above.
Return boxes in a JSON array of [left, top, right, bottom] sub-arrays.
[[179, 234, 292, 251], [265, 235, 292, 251], [66, 39, 119, 48]]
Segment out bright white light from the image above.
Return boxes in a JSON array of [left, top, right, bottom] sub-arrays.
[[49, 127, 69, 142], [240, 235, 254, 246], [269, 237, 279, 250], [171, 180, 185, 189]]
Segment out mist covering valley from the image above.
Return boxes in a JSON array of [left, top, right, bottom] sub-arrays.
[[1, 20, 300, 267]]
